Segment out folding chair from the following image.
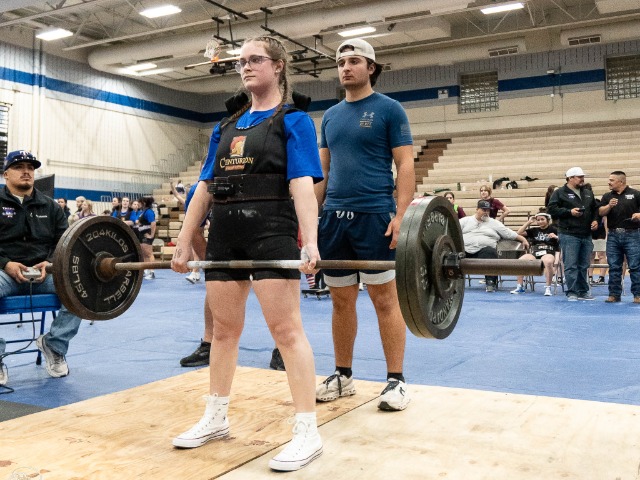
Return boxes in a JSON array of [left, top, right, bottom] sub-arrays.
[[0, 294, 61, 365]]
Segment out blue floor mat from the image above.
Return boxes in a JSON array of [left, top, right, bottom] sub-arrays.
[[1, 272, 638, 410]]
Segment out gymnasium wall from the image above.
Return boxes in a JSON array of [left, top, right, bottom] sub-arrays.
[[0, 41, 214, 201], [1, 38, 640, 201], [298, 39, 640, 135]]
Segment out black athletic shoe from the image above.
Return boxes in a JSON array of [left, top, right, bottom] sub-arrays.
[[270, 348, 286, 371], [180, 341, 211, 367]]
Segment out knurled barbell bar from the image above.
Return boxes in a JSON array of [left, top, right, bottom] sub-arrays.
[[48, 196, 543, 339]]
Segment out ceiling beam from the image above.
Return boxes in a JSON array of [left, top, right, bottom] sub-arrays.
[[63, 18, 213, 50], [0, 0, 108, 27]]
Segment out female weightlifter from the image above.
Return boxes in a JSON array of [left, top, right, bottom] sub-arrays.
[[170, 36, 323, 472]]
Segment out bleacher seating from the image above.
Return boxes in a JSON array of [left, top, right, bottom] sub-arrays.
[[414, 121, 640, 228], [152, 162, 200, 253], [150, 121, 640, 245]]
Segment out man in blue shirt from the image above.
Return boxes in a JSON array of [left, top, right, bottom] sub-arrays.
[[314, 38, 415, 411]]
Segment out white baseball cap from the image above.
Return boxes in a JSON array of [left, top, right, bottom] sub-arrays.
[[565, 167, 586, 177], [336, 38, 377, 63]]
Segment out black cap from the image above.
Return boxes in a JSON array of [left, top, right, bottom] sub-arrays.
[[4, 150, 41, 172], [477, 200, 491, 209]]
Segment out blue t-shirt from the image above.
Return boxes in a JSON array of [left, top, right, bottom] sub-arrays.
[[184, 183, 208, 227], [139, 209, 155, 224], [129, 210, 141, 223], [184, 183, 198, 212], [200, 106, 323, 183], [112, 209, 130, 220], [320, 92, 412, 213]]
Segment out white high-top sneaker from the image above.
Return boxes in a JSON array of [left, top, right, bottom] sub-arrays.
[[186, 271, 200, 284], [172, 394, 230, 448], [269, 414, 323, 471]]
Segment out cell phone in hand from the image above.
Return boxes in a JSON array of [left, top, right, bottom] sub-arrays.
[[577, 207, 585, 212]]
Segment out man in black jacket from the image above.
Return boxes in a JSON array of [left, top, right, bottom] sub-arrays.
[[0, 150, 83, 387], [547, 167, 598, 301]]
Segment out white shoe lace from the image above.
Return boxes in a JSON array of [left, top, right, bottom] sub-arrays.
[[184, 415, 221, 436], [277, 419, 313, 458], [181, 396, 226, 437]]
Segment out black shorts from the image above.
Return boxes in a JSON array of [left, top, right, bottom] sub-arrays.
[[318, 210, 396, 286], [138, 230, 154, 245], [205, 200, 300, 281]]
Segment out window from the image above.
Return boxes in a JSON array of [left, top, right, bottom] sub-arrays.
[[459, 71, 499, 113], [606, 55, 640, 101], [0, 103, 8, 161]]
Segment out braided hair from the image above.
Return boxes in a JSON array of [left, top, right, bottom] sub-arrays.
[[222, 35, 291, 129]]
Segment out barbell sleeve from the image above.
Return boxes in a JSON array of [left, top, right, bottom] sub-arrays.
[[459, 259, 542, 276]]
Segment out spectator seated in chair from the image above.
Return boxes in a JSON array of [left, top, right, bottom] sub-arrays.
[[510, 213, 559, 296], [0, 150, 83, 388], [460, 200, 529, 292]]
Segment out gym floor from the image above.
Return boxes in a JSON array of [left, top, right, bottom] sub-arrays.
[[1, 272, 638, 409]]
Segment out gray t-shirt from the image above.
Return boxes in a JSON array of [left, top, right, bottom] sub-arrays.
[[459, 216, 517, 253]]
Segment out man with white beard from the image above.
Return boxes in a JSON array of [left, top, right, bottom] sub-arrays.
[[460, 199, 529, 292]]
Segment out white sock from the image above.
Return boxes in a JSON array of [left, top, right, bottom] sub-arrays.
[[295, 412, 318, 433], [207, 394, 229, 404], [205, 394, 229, 419]]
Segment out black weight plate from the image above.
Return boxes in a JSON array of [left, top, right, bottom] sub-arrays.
[[52, 216, 143, 321], [396, 196, 465, 339]]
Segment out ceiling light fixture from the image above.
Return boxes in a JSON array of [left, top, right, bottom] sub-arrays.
[[140, 5, 182, 18], [36, 28, 73, 41], [137, 68, 173, 76], [127, 63, 157, 71], [481, 2, 525, 15], [338, 26, 376, 37]]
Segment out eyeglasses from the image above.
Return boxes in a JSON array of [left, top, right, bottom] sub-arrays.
[[234, 55, 274, 73]]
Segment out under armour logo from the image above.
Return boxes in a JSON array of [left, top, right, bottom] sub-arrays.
[[360, 111, 375, 128]]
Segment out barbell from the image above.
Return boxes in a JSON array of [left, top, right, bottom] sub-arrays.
[[48, 196, 542, 339]]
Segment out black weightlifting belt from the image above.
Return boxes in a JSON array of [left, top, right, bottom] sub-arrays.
[[208, 174, 290, 204]]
